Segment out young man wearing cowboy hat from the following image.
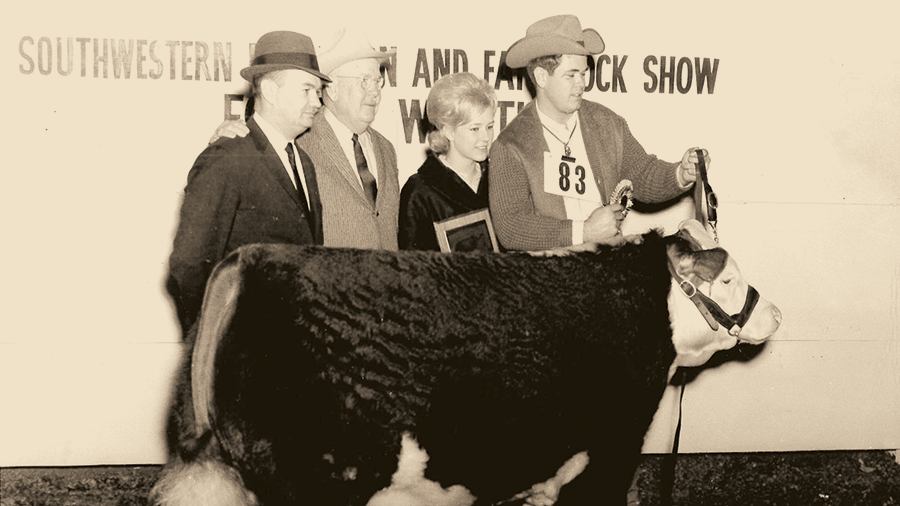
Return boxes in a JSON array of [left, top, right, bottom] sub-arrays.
[[167, 30, 329, 336], [489, 14, 711, 251], [213, 27, 401, 251]]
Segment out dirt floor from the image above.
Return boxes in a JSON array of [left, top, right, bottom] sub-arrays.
[[636, 450, 900, 506], [2, 450, 898, 505]]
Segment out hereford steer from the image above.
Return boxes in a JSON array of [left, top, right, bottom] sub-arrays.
[[151, 219, 780, 506]]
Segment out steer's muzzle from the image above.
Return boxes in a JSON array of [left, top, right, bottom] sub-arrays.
[[738, 301, 782, 345]]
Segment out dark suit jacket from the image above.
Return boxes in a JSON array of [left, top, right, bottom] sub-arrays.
[[167, 117, 321, 334], [398, 154, 489, 251], [296, 111, 400, 250]]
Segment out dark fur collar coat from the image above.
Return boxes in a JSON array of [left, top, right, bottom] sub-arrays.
[[398, 153, 490, 251]]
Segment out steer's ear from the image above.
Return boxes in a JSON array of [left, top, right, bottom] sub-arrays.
[[677, 219, 719, 250], [689, 248, 728, 283], [668, 241, 728, 283]]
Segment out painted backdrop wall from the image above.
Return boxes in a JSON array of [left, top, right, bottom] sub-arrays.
[[1, 0, 897, 466]]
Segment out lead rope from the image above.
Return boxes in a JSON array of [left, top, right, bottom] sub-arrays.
[[659, 369, 687, 506], [660, 150, 717, 505]]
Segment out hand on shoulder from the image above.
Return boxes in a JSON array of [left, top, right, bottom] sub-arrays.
[[209, 119, 250, 145]]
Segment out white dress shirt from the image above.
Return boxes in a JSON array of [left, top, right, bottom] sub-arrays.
[[253, 112, 311, 204], [323, 107, 379, 187]]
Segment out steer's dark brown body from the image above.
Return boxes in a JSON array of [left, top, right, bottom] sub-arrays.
[[155, 224, 781, 506]]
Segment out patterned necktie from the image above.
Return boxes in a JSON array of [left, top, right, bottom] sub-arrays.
[[352, 133, 378, 207], [285, 142, 310, 214]]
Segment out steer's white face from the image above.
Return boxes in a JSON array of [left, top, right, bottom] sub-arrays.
[[667, 220, 782, 372]]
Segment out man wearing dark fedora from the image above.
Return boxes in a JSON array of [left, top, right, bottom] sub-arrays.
[[167, 30, 329, 336], [489, 14, 711, 251]]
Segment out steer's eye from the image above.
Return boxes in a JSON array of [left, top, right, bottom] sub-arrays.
[[722, 278, 732, 285]]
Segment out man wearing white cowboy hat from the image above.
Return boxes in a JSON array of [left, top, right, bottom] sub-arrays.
[[296, 26, 400, 250], [213, 27, 400, 250], [489, 14, 711, 251], [168, 30, 328, 336]]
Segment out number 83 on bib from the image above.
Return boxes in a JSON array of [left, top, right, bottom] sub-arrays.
[[543, 151, 603, 205]]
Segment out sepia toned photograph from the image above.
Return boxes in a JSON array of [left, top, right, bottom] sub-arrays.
[[2, 1, 898, 505]]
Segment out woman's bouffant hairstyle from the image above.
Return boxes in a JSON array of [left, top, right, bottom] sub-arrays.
[[425, 73, 497, 155]]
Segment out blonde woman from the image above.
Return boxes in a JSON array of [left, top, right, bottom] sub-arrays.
[[399, 72, 498, 251]]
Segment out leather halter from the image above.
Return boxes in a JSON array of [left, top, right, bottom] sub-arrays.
[[667, 257, 760, 338], [693, 148, 719, 243]]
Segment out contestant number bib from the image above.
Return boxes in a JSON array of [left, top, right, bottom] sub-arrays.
[[543, 152, 602, 204]]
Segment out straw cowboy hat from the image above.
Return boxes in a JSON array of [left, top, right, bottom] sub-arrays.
[[505, 14, 605, 69], [240, 30, 331, 82], [316, 27, 396, 75]]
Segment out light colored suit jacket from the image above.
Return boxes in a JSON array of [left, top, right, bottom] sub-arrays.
[[297, 111, 400, 250], [489, 99, 685, 251]]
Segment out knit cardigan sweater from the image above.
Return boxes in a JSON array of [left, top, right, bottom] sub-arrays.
[[489, 99, 686, 251]]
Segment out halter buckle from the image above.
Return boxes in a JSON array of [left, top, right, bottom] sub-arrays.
[[679, 280, 697, 298]]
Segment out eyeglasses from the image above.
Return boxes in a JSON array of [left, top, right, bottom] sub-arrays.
[[331, 74, 386, 90]]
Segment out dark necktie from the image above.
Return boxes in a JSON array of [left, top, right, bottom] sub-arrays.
[[285, 142, 310, 214], [352, 133, 378, 207]]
